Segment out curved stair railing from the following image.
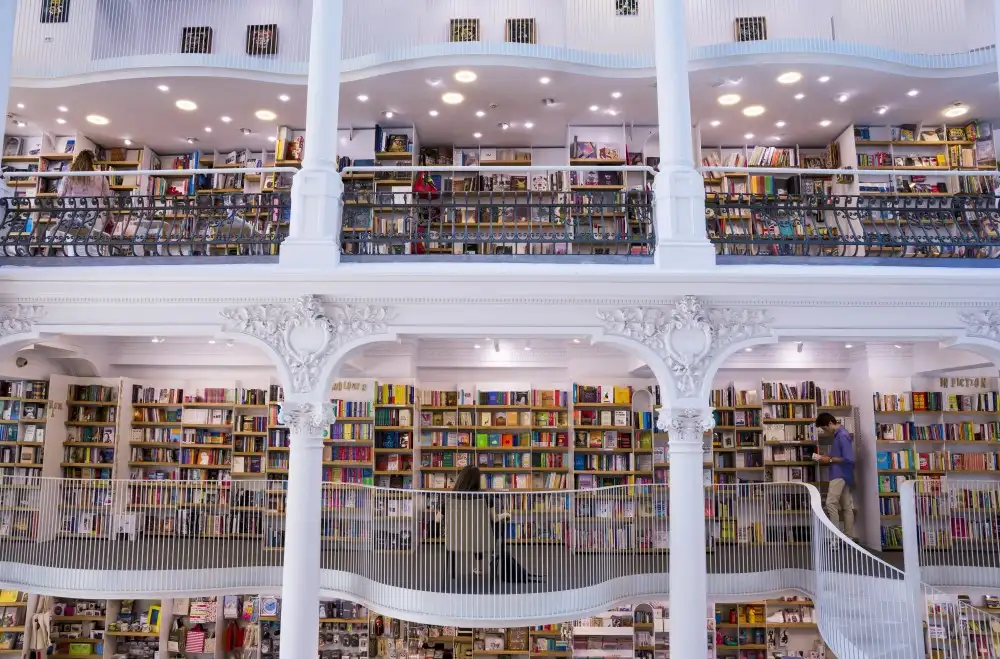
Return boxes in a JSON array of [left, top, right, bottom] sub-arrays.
[[0, 475, 996, 647]]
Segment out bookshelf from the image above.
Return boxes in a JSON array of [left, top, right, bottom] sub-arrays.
[[0, 379, 49, 485], [873, 380, 1000, 550], [232, 388, 268, 478], [373, 382, 415, 489], [713, 598, 826, 658], [0, 590, 28, 659], [63, 383, 119, 481], [104, 598, 162, 659], [50, 598, 106, 659]]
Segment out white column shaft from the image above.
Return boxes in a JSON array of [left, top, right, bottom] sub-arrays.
[[303, 0, 343, 170], [666, 407, 711, 659], [0, 0, 17, 197], [653, 0, 694, 170]]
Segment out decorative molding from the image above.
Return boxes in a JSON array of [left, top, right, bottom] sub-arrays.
[[657, 407, 716, 437], [220, 296, 389, 393], [960, 309, 1000, 341], [277, 401, 336, 438], [0, 304, 44, 339], [598, 296, 771, 397]]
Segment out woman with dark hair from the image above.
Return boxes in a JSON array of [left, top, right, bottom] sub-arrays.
[[445, 465, 540, 582]]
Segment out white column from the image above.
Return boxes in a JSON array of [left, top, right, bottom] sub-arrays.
[[277, 396, 334, 659], [898, 480, 928, 657], [662, 405, 713, 659], [280, 0, 344, 268], [650, 0, 713, 269], [0, 0, 18, 198]]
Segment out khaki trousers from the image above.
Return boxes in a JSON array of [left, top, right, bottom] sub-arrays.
[[825, 478, 856, 539]]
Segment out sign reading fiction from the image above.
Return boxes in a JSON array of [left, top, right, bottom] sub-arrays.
[[939, 377, 993, 389], [331, 379, 375, 402]]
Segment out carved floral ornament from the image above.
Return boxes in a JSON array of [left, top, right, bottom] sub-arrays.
[[960, 309, 1000, 341], [0, 305, 44, 339], [277, 400, 337, 437], [221, 296, 389, 394], [655, 407, 716, 436], [598, 296, 772, 398]]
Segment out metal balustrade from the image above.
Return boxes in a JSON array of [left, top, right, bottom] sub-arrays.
[[902, 479, 1000, 589], [704, 166, 1000, 264], [339, 165, 654, 262], [0, 169, 290, 264], [10, 0, 991, 80], [3, 474, 996, 652]]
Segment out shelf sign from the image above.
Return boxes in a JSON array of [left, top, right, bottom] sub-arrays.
[[938, 377, 991, 388], [331, 378, 375, 402]]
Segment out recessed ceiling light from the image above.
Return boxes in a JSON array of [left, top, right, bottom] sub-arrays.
[[718, 93, 741, 106], [605, 109, 619, 116], [267, 136, 276, 142], [769, 136, 780, 141], [55, 118, 66, 125], [794, 93, 805, 100], [572, 338, 581, 344], [208, 339, 216, 345], [157, 85, 169, 92], [14, 121, 25, 128], [710, 120, 721, 127], [473, 132, 482, 139], [894, 344, 903, 349], [524, 345, 532, 352], [476, 110, 485, 117], [539, 76, 551, 84], [819, 120, 832, 127], [777, 72, 802, 84], [383, 111, 394, 119], [86, 114, 109, 125], [907, 89, 919, 97], [589, 105, 599, 111], [426, 78, 442, 87], [611, 91, 622, 99], [744, 348, 753, 352], [429, 110, 438, 116], [204, 126, 212, 132], [357, 94, 369, 102], [15, 103, 23, 109], [844, 343, 853, 348], [944, 103, 969, 118], [742, 105, 765, 117], [454, 70, 477, 83], [255, 109, 277, 120], [151, 337, 163, 344], [226, 340, 235, 348], [175, 99, 197, 111], [124, 139, 132, 146], [473, 344, 481, 349], [278, 94, 290, 102], [818, 76, 831, 83], [186, 137, 197, 144], [442, 92, 464, 105], [57, 105, 68, 112], [221, 116, 232, 123], [876, 106, 889, 115], [500, 122, 509, 130], [835, 93, 849, 103], [524, 122, 534, 129], [744, 133, 754, 140], [775, 121, 786, 127], [241, 128, 252, 135]]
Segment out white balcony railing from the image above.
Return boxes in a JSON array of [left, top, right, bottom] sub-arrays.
[[902, 478, 1000, 589], [3, 474, 997, 655], [10, 0, 994, 81]]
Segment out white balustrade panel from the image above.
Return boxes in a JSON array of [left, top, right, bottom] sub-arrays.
[[9, 0, 993, 80]]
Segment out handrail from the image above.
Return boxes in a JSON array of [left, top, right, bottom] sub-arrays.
[[698, 165, 999, 179]]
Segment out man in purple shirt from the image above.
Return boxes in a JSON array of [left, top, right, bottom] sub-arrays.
[[815, 412, 856, 540]]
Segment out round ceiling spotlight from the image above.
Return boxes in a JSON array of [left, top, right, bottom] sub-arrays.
[[943, 103, 969, 118], [539, 76, 551, 84], [776, 72, 802, 84], [742, 105, 765, 117], [357, 94, 369, 102], [454, 70, 477, 83], [442, 92, 464, 105], [429, 110, 439, 117], [240, 128, 252, 135], [473, 132, 482, 139], [717, 93, 741, 106], [86, 114, 110, 125], [255, 109, 277, 120], [175, 99, 197, 111], [819, 119, 832, 127]]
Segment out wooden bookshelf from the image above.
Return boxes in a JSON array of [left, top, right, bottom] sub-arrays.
[[373, 383, 415, 489], [0, 379, 49, 488], [714, 600, 825, 658], [63, 384, 119, 481]]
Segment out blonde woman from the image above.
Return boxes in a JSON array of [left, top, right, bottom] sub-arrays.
[[56, 150, 112, 256]]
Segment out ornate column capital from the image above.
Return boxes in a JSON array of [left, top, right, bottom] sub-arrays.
[[598, 296, 771, 399], [220, 295, 388, 395], [657, 407, 715, 451], [278, 400, 336, 445], [0, 304, 44, 339]]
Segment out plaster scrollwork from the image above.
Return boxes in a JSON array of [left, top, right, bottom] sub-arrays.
[[0, 305, 44, 339], [598, 296, 771, 397], [277, 401, 337, 438], [220, 296, 388, 394], [960, 309, 1000, 341]]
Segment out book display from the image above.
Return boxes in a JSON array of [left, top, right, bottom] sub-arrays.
[[0, 591, 28, 658], [63, 383, 119, 480], [713, 598, 827, 658], [104, 599, 162, 659], [0, 378, 48, 485], [874, 377, 1000, 550]]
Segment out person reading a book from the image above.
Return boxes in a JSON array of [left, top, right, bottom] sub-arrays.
[[814, 412, 856, 541], [57, 149, 113, 256]]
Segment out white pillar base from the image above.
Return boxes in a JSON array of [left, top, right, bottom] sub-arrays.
[[652, 168, 715, 270], [279, 166, 344, 269]]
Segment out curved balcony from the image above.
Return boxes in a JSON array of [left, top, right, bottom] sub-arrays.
[[11, 0, 994, 83], [0, 475, 975, 656]]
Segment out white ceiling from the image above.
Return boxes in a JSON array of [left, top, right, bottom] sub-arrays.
[[6, 63, 999, 154]]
